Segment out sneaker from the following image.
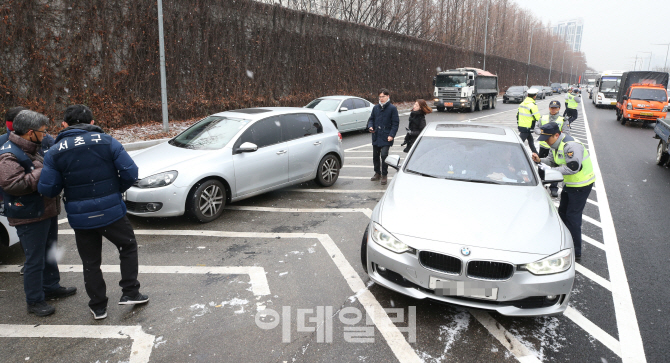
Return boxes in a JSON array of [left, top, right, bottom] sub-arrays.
[[119, 292, 150, 305], [44, 286, 77, 300], [90, 307, 107, 320], [370, 173, 381, 181], [27, 301, 55, 317], [20, 266, 24, 275], [381, 175, 388, 185]]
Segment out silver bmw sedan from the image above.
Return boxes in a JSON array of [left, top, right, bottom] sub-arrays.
[[125, 108, 344, 222], [362, 122, 574, 316]]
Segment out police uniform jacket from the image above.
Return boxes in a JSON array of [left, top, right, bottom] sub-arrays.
[[38, 124, 138, 229]]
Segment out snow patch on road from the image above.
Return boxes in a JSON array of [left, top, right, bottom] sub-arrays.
[[418, 311, 470, 362]]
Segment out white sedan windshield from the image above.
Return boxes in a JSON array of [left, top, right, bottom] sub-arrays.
[[404, 137, 536, 185], [170, 116, 250, 150], [305, 99, 341, 112]]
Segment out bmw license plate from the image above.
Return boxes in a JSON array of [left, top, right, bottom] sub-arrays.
[[444, 102, 453, 107], [640, 112, 654, 116], [429, 276, 498, 300]]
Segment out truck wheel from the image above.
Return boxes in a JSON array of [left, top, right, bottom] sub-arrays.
[[657, 141, 669, 166], [476, 97, 483, 111], [490, 96, 496, 109], [469, 97, 476, 112], [436, 106, 445, 112]]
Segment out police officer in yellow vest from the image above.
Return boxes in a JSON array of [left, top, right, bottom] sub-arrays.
[[563, 88, 581, 123], [532, 122, 595, 262], [516, 88, 542, 154], [535, 100, 569, 197]]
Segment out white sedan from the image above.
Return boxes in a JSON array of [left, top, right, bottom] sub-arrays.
[[305, 96, 374, 132], [1, 215, 20, 247]]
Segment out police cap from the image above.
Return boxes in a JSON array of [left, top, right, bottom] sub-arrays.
[[537, 122, 561, 141], [527, 88, 540, 95], [549, 100, 561, 108]]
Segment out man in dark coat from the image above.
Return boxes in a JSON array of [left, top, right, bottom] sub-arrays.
[[38, 105, 148, 320], [0, 110, 76, 317], [367, 89, 399, 185]]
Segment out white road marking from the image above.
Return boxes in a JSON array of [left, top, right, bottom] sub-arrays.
[[285, 189, 385, 193], [344, 150, 374, 153], [575, 263, 611, 291], [342, 165, 375, 168], [58, 218, 68, 224], [552, 202, 601, 227], [339, 176, 393, 180], [581, 101, 647, 362], [226, 205, 373, 218], [582, 234, 606, 251], [564, 307, 622, 358], [469, 309, 541, 363], [0, 324, 155, 363], [0, 265, 271, 307], [556, 187, 598, 205]]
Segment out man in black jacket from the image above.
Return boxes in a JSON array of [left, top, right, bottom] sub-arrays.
[[367, 89, 399, 185]]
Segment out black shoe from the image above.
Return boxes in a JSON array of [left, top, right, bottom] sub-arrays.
[[27, 301, 55, 317], [403, 147, 410, 153], [550, 189, 559, 198], [575, 255, 582, 263], [90, 307, 107, 320], [20, 266, 24, 275], [44, 286, 77, 300], [119, 292, 149, 305]]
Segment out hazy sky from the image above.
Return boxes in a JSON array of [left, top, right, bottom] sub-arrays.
[[511, 0, 670, 72]]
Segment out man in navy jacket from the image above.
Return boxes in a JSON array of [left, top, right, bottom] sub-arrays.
[[38, 105, 148, 320], [367, 89, 399, 185]]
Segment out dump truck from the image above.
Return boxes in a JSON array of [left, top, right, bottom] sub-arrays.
[[616, 71, 669, 126], [432, 68, 499, 112]]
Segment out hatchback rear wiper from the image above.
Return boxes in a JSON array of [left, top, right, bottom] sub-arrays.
[[406, 169, 439, 178]]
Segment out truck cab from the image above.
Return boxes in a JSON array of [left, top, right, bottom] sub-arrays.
[[432, 68, 498, 113], [617, 84, 668, 125]]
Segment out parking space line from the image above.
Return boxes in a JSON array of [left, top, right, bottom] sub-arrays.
[[53, 229, 422, 362], [582, 234, 606, 251], [342, 165, 375, 168], [226, 206, 373, 218], [285, 189, 386, 193], [469, 309, 541, 363], [339, 176, 393, 180], [564, 307, 622, 358], [575, 263, 611, 291], [581, 101, 647, 362], [0, 324, 155, 363]]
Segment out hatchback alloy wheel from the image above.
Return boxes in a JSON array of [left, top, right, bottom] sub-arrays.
[[187, 179, 226, 223], [315, 154, 340, 187], [199, 184, 224, 217]]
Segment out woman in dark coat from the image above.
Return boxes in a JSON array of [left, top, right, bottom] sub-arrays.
[[403, 99, 432, 152]]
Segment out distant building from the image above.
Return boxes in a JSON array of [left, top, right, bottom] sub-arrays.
[[551, 18, 583, 53]]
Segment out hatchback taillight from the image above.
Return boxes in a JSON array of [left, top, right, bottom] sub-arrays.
[[338, 132, 342, 142]]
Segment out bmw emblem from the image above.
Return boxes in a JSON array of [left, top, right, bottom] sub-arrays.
[[461, 247, 471, 256]]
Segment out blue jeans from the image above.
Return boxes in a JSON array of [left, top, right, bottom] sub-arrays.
[[557, 183, 594, 256], [15, 217, 61, 304]]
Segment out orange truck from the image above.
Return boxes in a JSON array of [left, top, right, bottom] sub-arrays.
[[616, 71, 669, 126]]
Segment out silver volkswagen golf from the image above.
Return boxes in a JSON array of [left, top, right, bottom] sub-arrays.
[[361, 122, 575, 316], [125, 108, 344, 222]]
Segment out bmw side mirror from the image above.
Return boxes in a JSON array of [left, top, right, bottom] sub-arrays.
[[385, 155, 401, 170], [236, 142, 258, 153], [542, 168, 564, 184], [339, 107, 348, 112]]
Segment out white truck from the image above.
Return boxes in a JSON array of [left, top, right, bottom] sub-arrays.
[[432, 68, 499, 112], [592, 70, 625, 108]]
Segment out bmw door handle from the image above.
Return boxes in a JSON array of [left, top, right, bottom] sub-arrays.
[[313, 141, 322, 145], [276, 150, 287, 155]]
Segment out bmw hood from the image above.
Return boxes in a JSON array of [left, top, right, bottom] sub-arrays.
[[379, 174, 563, 255], [129, 141, 214, 179]]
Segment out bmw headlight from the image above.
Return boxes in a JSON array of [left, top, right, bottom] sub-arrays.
[[519, 249, 572, 275], [371, 223, 414, 254], [135, 171, 178, 188]]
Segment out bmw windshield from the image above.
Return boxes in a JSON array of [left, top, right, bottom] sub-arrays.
[[305, 99, 341, 112], [169, 116, 250, 150], [404, 137, 537, 186]]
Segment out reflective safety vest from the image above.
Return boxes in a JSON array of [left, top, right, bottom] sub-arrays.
[[517, 97, 540, 128], [539, 115, 565, 149], [551, 136, 596, 188], [566, 94, 578, 109]]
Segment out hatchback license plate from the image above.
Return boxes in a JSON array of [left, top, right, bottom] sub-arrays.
[[445, 102, 453, 107], [429, 277, 498, 300]]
